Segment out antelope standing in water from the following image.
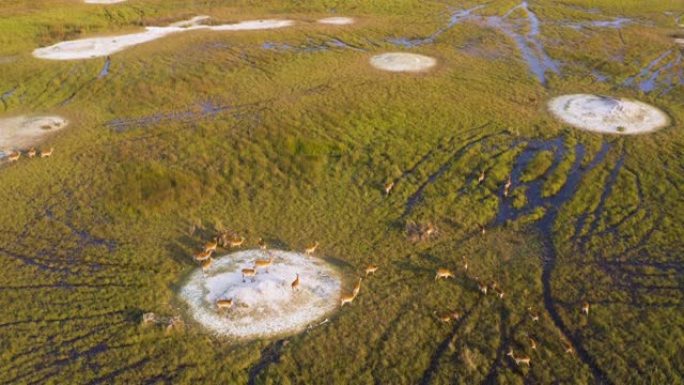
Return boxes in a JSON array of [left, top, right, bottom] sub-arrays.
[[27, 148, 37, 158], [582, 302, 590, 316], [352, 277, 362, 297], [365, 264, 378, 276], [216, 298, 233, 309], [291, 273, 300, 292], [7, 151, 20, 162], [242, 268, 256, 282], [305, 242, 319, 256], [254, 254, 274, 272], [478, 170, 486, 184], [40, 147, 54, 158], [435, 268, 454, 281], [229, 236, 245, 248], [503, 176, 512, 197], [384, 181, 394, 196], [203, 238, 218, 253]]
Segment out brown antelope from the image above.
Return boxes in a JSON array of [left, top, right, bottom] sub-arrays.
[[193, 249, 213, 262], [27, 148, 37, 158], [424, 223, 437, 238], [257, 237, 267, 250], [7, 151, 20, 162], [515, 356, 531, 367], [582, 302, 590, 316], [478, 224, 486, 236], [564, 342, 574, 354], [435, 268, 454, 281], [352, 277, 362, 297], [229, 236, 245, 248], [365, 264, 378, 276], [462, 256, 468, 272], [340, 291, 357, 307], [479, 283, 488, 295], [254, 254, 274, 272], [305, 241, 319, 256], [504, 175, 512, 191], [528, 336, 537, 350], [527, 306, 540, 322], [435, 310, 460, 323], [494, 287, 505, 299], [478, 170, 486, 184], [291, 273, 300, 292], [203, 238, 218, 253], [216, 298, 233, 309], [242, 268, 256, 282], [384, 181, 394, 196], [40, 147, 54, 158], [201, 258, 212, 275]]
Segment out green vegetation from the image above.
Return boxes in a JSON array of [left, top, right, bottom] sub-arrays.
[[0, 0, 682, 384]]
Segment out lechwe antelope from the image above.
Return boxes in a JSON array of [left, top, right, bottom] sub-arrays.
[[435, 268, 454, 281], [340, 291, 357, 307], [229, 236, 245, 248], [478, 170, 486, 184], [462, 256, 468, 272], [506, 348, 531, 367], [384, 181, 395, 196], [305, 242, 319, 256], [203, 238, 218, 253], [40, 147, 54, 158], [7, 151, 20, 162], [201, 258, 212, 275], [365, 264, 378, 276], [193, 249, 213, 262], [257, 237, 267, 250], [27, 148, 36, 158], [582, 302, 590, 316], [242, 267, 256, 282], [254, 254, 274, 272], [435, 310, 460, 323], [291, 273, 300, 292], [528, 335, 537, 350], [216, 298, 233, 310], [352, 277, 362, 297]]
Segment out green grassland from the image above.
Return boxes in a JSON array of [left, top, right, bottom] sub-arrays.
[[0, 0, 682, 384]]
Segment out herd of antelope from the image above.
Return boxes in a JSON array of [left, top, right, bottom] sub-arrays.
[[4, 147, 53, 163], [435, 257, 592, 367]]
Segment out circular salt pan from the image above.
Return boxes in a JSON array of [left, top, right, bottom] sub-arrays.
[[179, 250, 341, 339], [0, 116, 67, 157], [370, 52, 437, 72], [317, 17, 354, 25], [548, 94, 669, 135]]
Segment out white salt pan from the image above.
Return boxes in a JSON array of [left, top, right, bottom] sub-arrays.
[[317, 17, 355, 25], [33, 18, 295, 60], [370, 52, 437, 72], [179, 250, 342, 339], [548, 94, 669, 135]]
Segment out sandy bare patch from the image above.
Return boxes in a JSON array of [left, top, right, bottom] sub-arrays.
[[317, 17, 354, 25], [179, 249, 342, 339], [548, 94, 669, 135], [0, 115, 67, 158], [370, 52, 437, 72], [33, 17, 295, 60]]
